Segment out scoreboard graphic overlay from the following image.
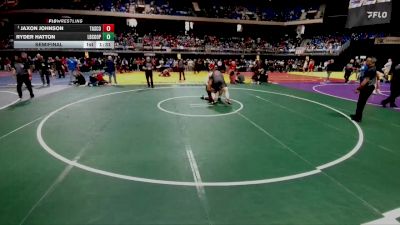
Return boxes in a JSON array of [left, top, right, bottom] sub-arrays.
[[14, 24, 115, 49]]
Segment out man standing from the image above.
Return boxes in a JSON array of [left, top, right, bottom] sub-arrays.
[[37, 55, 51, 86], [302, 59, 309, 73], [373, 59, 390, 95], [55, 56, 65, 78], [359, 60, 368, 83], [308, 59, 315, 73], [144, 57, 154, 88], [383, 58, 392, 80], [350, 57, 378, 123], [344, 59, 354, 83], [67, 57, 78, 85], [178, 58, 185, 81], [105, 56, 117, 85], [12, 52, 34, 100], [381, 63, 400, 108], [325, 59, 334, 82]]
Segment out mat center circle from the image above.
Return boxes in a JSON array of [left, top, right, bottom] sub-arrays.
[[157, 96, 244, 117]]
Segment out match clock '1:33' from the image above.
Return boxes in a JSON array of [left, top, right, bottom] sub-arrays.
[[97, 41, 113, 48]]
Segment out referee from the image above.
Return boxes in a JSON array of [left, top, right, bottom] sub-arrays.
[[350, 57, 377, 123], [381, 63, 400, 108], [144, 57, 154, 88], [12, 52, 34, 100]]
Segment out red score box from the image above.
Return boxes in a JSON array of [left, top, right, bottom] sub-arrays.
[[102, 24, 115, 32]]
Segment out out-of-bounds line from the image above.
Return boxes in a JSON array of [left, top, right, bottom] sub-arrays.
[[391, 123, 400, 128], [253, 93, 399, 160], [237, 112, 318, 169], [233, 87, 364, 171], [252, 94, 378, 163], [252, 94, 341, 132], [323, 172, 383, 216], [186, 145, 213, 225], [377, 145, 396, 154], [186, 146, 204, 192], [247, 93, 381, 216], [250, 89, 383, 216], [0, 91, 19, 110], [19, 151, 86, 225], [0, 117, 43, 141]]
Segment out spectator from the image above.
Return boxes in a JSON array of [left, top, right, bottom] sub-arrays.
[[236, 72, 245, 84], [67, 57, 78, 85], [229, 71, 236, 84], [55, 56, 65, 78], [97, 72, 109, 86], [381, 64, 400, 108], [37, 55, 51, 86], [73, 71, 87, 86]]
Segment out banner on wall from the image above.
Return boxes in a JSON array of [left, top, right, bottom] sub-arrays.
[[346, 0, 392, 28], [375, 37, 400, 45]]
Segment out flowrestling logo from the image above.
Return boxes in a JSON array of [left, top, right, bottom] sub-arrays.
[[367, 11, 388, 19], [346, 0, 392, 28], [47, 19, 83, 24]]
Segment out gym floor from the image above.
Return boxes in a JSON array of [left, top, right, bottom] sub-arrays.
[[0, 71, 399, 225]]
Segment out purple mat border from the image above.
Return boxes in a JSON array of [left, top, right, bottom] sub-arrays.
[[278, 82, 399, 111]]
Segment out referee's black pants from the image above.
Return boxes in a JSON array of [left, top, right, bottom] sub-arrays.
[[344, 71, 352, 83], [17, 74, 34, 98], [40, 71, 50, 85], [145, 70, 154, 88], [382, 84, 400, 107], [179, 68, 185, 80], [355, 85, 375, 121], [57, 68, 65, 78]]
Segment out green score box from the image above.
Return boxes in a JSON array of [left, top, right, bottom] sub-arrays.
[[102, 32, 115, 41]]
